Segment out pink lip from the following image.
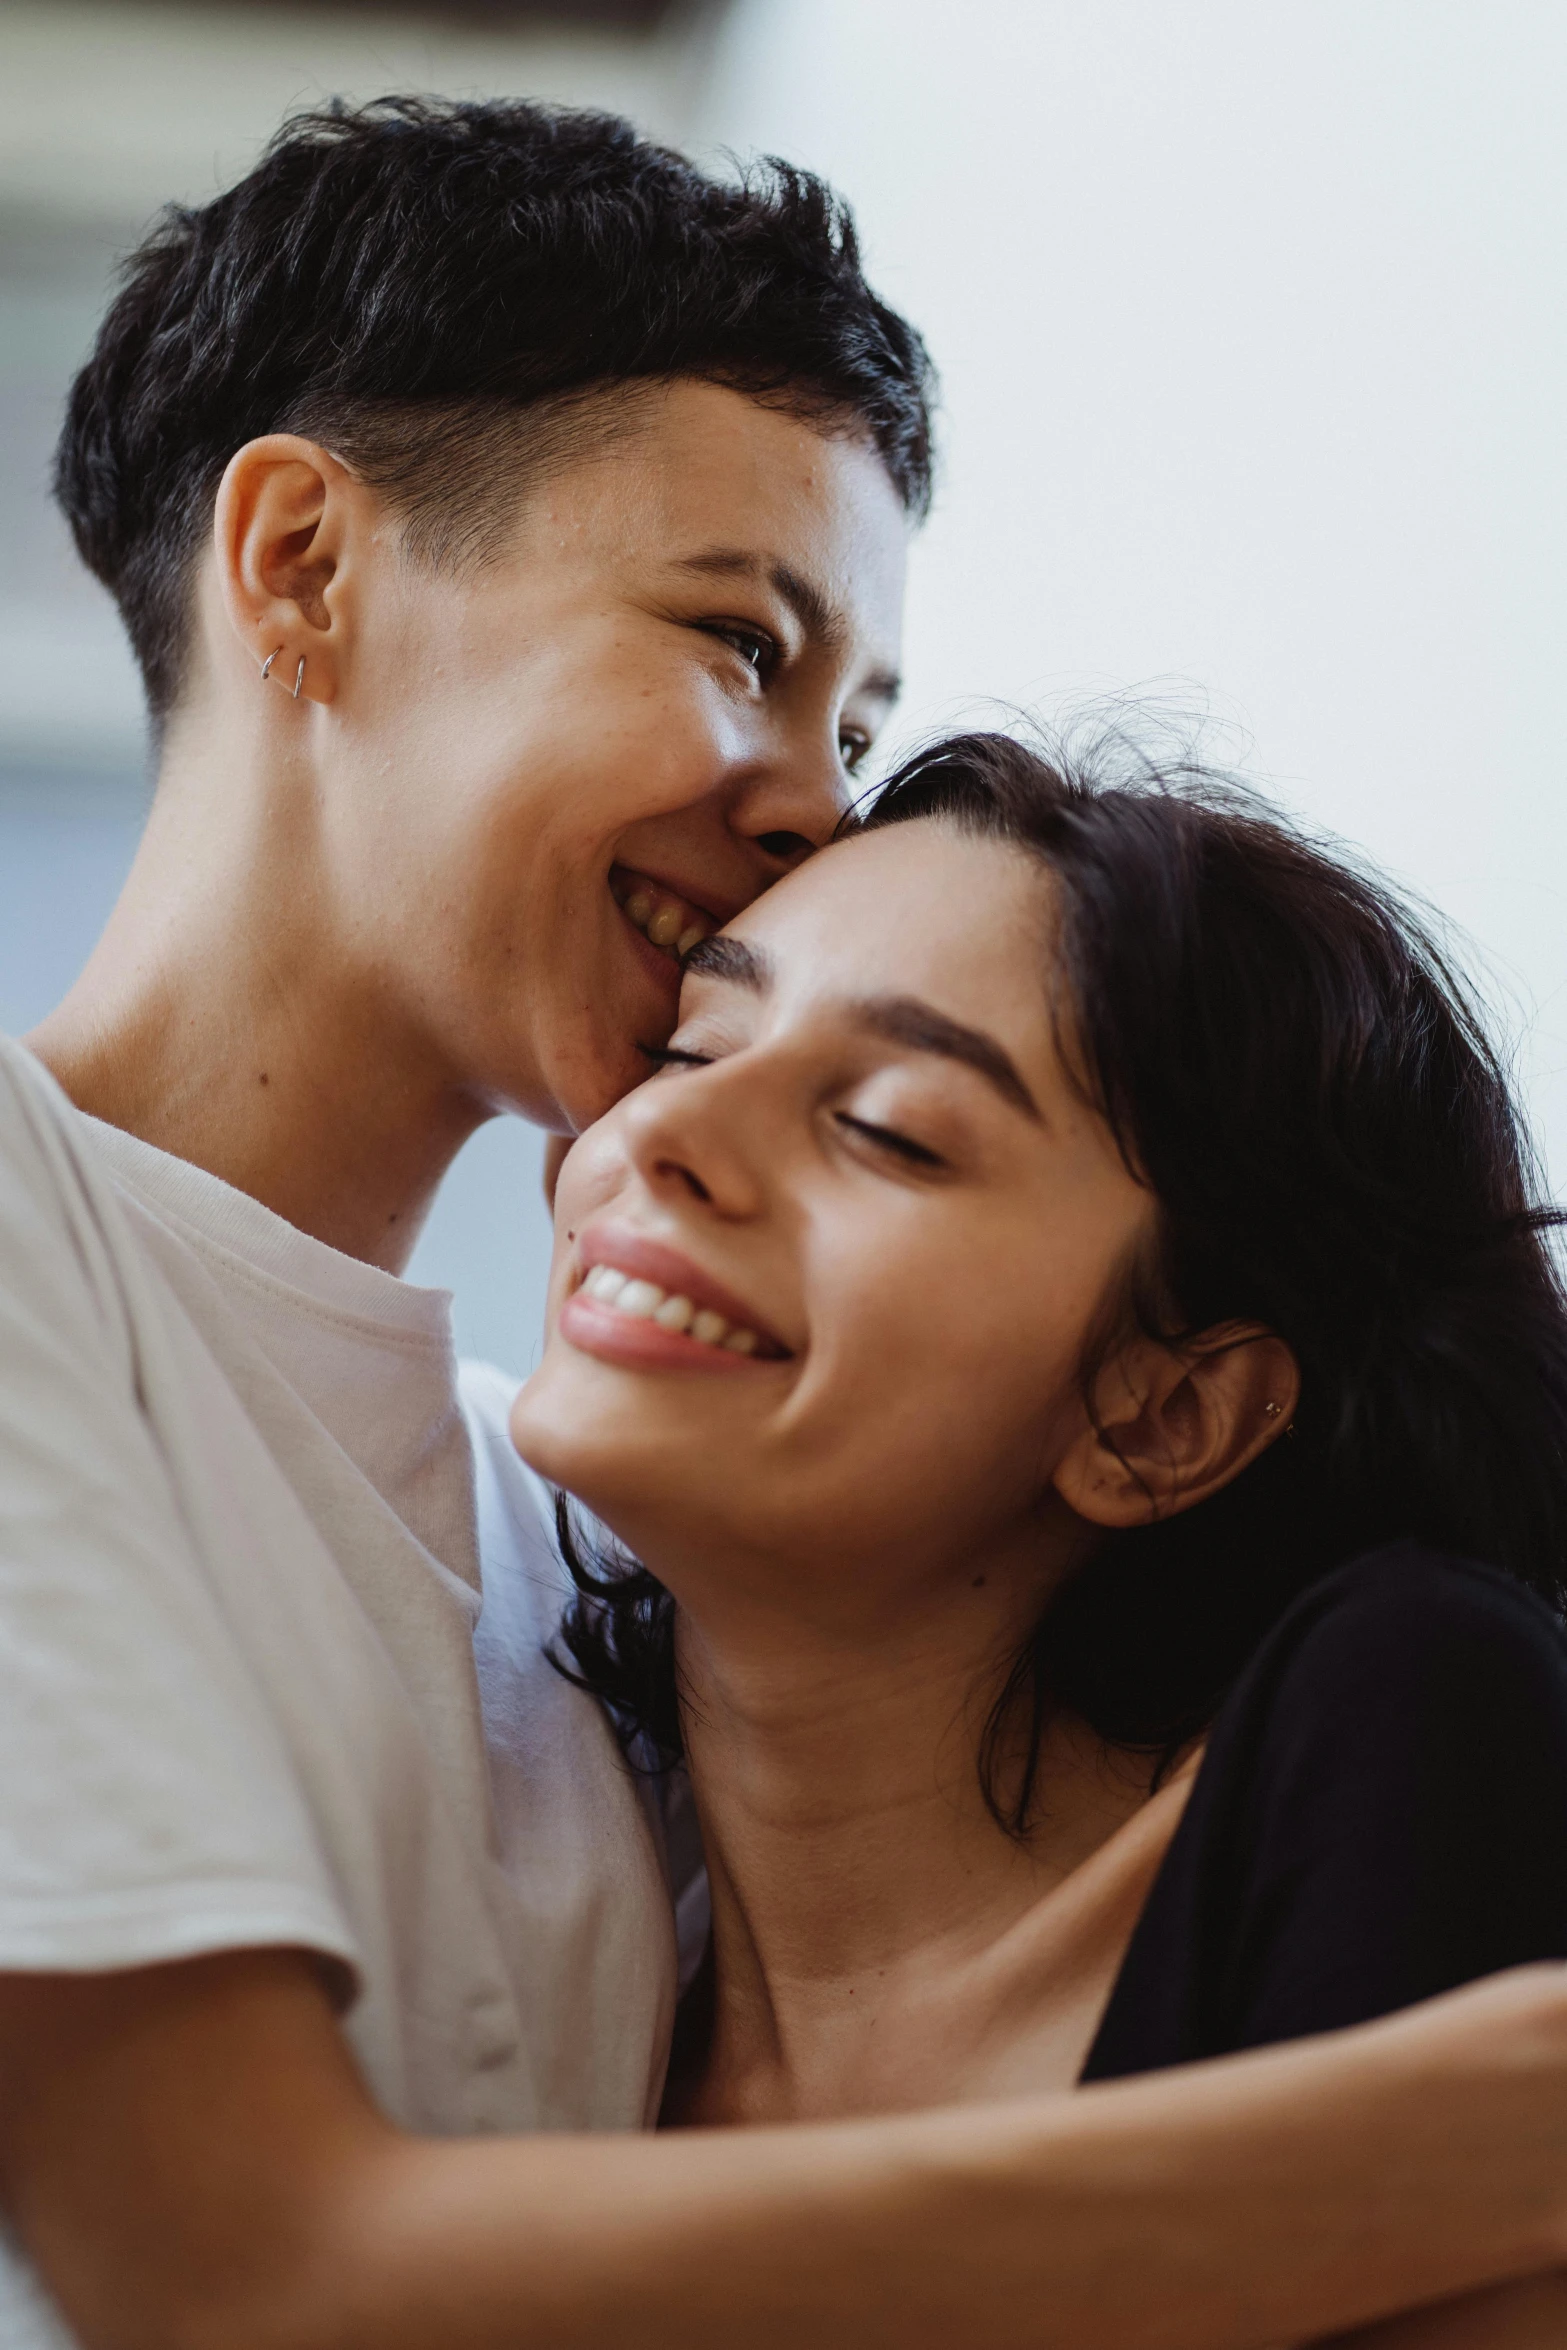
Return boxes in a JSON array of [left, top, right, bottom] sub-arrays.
[[572, 1221, 793, 1359]]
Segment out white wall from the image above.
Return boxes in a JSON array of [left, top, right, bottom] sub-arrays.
[[694, 0, 1567, 1159]]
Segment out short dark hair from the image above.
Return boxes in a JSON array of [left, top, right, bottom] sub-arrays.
[[552, 730, 1567, 1823], [55, 95, 935, 721]]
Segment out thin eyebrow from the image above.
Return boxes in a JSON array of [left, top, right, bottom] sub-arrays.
[[681, 935, 773, 991], [673, 547, 902, 704], [856, 996, 1042, 1121]]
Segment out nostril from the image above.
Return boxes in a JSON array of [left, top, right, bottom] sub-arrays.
[[662, 1161, 712, 1204], [756, 830, 815, 866]]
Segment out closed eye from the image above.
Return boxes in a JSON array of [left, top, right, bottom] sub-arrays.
[[641, 1044, 715, 1072], [642, 1057, 942, 1170], [834, 1112, 946, 1170]]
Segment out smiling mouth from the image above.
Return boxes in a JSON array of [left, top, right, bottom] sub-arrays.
[[610, 865, 716, 963], [577, 1261, 789, 1359]]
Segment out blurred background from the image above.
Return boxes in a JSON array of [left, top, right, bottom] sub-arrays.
[[2, 0, 1564, 1371]]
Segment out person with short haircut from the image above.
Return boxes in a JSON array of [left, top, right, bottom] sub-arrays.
[[3, 92, 1567, 2350]]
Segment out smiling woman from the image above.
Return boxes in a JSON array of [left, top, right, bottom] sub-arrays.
[[511, 729, 1567, 2155], [33, 97, 922, 1269]]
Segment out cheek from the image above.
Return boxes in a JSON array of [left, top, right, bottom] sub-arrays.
[[508, 1129, 631, 1488], [772, 1246, 1095, 1548], [548, 1123, 633, 1284], [476, 620, 735, 821]]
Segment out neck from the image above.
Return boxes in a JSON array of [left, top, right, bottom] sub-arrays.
[[667, 1531, 1154, 2124], [27, 716, 484, 1271]]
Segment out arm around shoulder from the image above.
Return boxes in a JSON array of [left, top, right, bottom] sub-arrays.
[[1320, 2270, 1567, 2349], [6, 1952, 1567, 2350]]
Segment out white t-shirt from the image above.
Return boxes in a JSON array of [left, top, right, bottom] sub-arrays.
[[0, 1036, 678, 2347]]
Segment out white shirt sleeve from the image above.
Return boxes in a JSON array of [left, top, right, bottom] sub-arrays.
[[0, 1042, 356, 1977]]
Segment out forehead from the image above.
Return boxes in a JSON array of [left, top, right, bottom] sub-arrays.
[[516, 380, 908, 642], [718, 820, 1060, 1066]]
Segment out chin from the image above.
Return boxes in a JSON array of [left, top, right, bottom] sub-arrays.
[[507, 1362, 634, 1507], [507, 1375, 579, 1489], [507, 1371, 715, 1565]]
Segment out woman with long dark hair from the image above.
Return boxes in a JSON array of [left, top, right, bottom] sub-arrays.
[[512, 731, 1567, 2340]]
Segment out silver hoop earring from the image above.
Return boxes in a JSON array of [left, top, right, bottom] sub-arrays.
[[292, 657, 306, 701], [260, 649, 280, 683]]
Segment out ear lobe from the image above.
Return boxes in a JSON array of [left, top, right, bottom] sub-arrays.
[[1053, 1324, 1300, 1531], [213, 434, 356, 707]]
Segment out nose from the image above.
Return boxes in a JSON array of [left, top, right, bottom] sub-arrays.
[[754, 827, 817, 870], [621, 1060, 768, 1224], [732, 721, 851, 879]]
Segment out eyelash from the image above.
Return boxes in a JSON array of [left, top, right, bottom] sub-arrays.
[[707, 622, 778, 679], [834, 1113, 945, 1169], [703, 624, 871, 773], [641, 1049, 944, 1170], [642, 1045, 712, 1070]]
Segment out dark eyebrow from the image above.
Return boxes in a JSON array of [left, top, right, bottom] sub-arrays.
[[679, 949, 1038, 1119], [681, 935, 773, 991], [857, 996, 1041, 1121], [673, 547, 902, 704]]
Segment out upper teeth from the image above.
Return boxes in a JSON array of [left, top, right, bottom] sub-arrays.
[[580, 1263, 763, 1355], [614, 871, 712, 961]]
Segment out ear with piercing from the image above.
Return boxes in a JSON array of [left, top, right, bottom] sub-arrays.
[[259, 648, 307, 699]]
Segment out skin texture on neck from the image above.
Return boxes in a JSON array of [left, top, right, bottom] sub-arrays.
[[665, 1537, 1192, 2126], [29, 691, 486, 1267], [30, 384, 907, 1270]]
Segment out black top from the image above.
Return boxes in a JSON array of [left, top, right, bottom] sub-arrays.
[[1081, 1541, 1567, 2083]]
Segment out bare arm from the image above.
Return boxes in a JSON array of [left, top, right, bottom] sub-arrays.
[[1320, 2273, 1567, 2349], [4, 1953, 1567, 2350]]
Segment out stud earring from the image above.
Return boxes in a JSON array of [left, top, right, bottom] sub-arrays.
[[1264, 1401, 1283, 1418]]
